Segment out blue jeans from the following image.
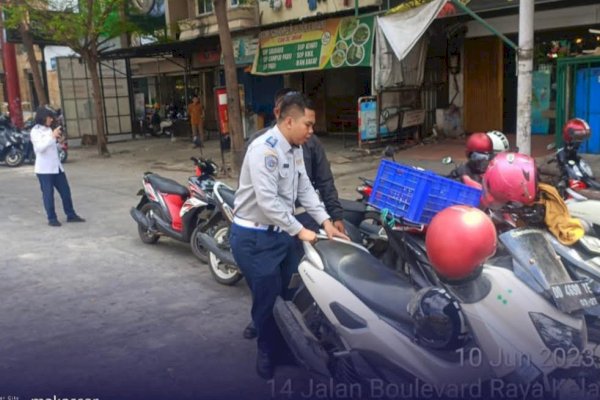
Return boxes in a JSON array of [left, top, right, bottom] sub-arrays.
[[36, 171, 76, 222], [230, 224, 303, 354]]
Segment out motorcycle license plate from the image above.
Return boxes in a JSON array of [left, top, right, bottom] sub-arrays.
[[550, 280, 598, 313]]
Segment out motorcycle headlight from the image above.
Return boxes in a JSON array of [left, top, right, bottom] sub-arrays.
[[530, 312, 585, 352]]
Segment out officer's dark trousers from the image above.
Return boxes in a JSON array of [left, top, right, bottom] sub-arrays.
[[36, 171, 76, 222], [230, 224, 303, 355]]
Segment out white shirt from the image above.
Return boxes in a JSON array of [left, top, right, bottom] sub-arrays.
[[234, 125, 329, 236], [30, 124, 63, 174]]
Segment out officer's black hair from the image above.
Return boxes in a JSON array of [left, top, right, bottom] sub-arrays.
[[278, 93, 314, 121], [34, 106, 56, 126], [274, 88, 296, 104]]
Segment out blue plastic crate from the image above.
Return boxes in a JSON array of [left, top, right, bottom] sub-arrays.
[[368, 160, 482, 224]]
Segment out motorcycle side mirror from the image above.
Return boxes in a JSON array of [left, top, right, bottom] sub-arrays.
[[442, 156, 453, 165]]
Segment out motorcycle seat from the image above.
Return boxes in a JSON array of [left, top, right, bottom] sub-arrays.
[[314, 240, 416, 328], [217, 186, 236, 208], [146, 174, 188, 197], [339, 198, 366, 213]]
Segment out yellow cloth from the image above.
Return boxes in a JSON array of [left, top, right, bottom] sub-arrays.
[[537, 183, 584, 245]]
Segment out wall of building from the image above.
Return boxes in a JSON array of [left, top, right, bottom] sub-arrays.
[[453, 4, 600, 133], [259, 0, 380, 25], [177, 1, 259, 40]]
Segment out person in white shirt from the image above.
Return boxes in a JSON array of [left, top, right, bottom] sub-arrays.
[[30, 106, 85, 227]]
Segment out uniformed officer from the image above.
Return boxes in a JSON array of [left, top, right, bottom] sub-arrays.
[[242, 89, 346, 340], [230, 93, 348, 379]]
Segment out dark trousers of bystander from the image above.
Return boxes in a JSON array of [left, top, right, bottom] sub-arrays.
[[36, 171, 76, 222]]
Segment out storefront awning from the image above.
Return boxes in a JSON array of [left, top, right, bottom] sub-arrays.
[[100, 35, 220, 60]]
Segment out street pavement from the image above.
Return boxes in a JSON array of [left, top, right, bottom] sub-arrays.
[[0, 133, 598, 400]]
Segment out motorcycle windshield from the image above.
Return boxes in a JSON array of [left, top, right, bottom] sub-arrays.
[[499, 228, 572, 293]]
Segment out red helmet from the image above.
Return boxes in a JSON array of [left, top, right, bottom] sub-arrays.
[[465, 133, 493, 157], [481, 152, 537, 208], [426, 206, 497, 282], [562, 118, 591, 143]]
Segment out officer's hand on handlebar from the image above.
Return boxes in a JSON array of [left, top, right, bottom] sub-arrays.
[[298, 227, 317, 243], [333, 220, 346, 235], [323, 219, 350, 241]]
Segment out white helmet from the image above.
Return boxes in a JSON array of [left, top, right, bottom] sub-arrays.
[[486, 130, 509, 153]]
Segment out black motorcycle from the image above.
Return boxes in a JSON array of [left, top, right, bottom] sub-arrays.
[[0, 115, 24, 167], [551, 141, 600, 199]]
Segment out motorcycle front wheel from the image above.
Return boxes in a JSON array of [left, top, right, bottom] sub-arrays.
[[208, 223, 242, 286], [137, 203, 161, 244], [5, 147, 24, 167], [190, 224, 210, 263], [59, 149, 68, 163]]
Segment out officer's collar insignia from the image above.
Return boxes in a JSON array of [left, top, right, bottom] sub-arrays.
[[266, 136, 278, 148], [265, 154, 278, 171]]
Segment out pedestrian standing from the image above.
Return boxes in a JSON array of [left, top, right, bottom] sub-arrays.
[[187, 95, 205, 147], [230, 93, 348, 379], [30, 106, 85, 227]]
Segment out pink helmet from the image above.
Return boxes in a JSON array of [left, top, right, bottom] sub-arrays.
[[481, 152, 537, 208]]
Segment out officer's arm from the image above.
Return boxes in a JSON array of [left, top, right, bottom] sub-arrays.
[[248, 147, 304, 236], [297, 162, 330, 226], [310, 138, 344, 222]]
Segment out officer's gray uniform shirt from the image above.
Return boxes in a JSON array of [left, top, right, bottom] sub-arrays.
[[234, 125, 330, 236]]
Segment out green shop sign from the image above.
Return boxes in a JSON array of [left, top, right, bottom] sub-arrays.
[[252, 15, 374, 75]]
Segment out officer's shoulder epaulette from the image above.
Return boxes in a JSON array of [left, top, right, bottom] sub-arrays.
[[265, 136, 278, 148]]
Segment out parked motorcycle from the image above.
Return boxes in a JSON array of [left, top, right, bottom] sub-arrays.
[[195, 180, 241, 286], [273, 208, 598, 397], [551, 118, 600, 200], [0, 114, 25, 167], [129, 157, 219, 260]]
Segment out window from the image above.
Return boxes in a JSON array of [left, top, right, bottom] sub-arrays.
[[198, 0, 213, 14]]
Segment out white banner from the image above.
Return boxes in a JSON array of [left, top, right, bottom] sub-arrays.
[[377, 0, 446, 62]]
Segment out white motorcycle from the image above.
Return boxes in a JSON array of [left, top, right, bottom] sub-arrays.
[[274, 231, 599, 399]]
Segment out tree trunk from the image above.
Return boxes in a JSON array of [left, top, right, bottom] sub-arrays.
[[83, 48, 110, 156], [19, 21, 48, 107], [213, 0, 244, 175]]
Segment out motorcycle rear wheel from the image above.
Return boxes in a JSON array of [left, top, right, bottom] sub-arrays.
[[138, 203, 161, 244], [5, 148, 24, 167], [208, 222, 242, 286]]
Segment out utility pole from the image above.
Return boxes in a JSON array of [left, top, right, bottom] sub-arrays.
[[516, 0, 534, 155], [0, 11, 24, 127]]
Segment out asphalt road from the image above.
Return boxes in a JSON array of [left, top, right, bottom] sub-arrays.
[[0, 140, 316, 400], [2, 136, 597, 400]]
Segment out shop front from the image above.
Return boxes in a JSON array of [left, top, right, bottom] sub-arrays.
[[251, 15, 375, 137]]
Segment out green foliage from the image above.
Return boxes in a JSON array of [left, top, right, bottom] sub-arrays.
[[3, 0, 148, 54]]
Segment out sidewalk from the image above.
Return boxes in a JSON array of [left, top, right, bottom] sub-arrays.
[[75, 132, 599, 199]]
